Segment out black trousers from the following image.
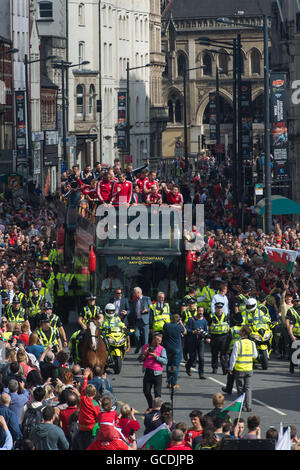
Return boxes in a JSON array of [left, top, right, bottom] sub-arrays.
[[210, 334, 228, 373], [143, 368, 162, 409]]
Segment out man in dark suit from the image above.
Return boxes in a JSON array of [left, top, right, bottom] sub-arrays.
[[110, 288, 130, 326], [129, 287, 152, 355]]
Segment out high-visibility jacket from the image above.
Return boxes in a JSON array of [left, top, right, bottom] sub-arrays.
[[101, 316, 126, 333], [197, 286, 215, 312], [150, 302, 171, 331], [80, 305, 102, 326], [27, 296, 43, 318], [209, 313, 230, 335], [46, 273, 56, 302], [63, 273, 76, 296], [49, 314, 61, 331], [7, 306, 27, 324], [229, 326, 243, 352], [183, 308, 196, 326], [246, 307, 270, 325], [257, 303, 271, 322], [287, 307, 300, 336], [75, 274, 89, 296], [234, 338, 255, 372], [37, 327, 60, 347], [237, 293, 250, 314], [55, 273, 65, 297]]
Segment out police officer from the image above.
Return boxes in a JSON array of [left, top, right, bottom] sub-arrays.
[[221, 311, 244, 394], [235, 281, 252, 319], [149, 292, 171, 336], [208, 302, 230, 374], [7, 296, 28, 325], [286, 294, 300, 374], [36, 313, 62, 353], [78, 295, 103, 330], [182, 298, 197, 361], [42, 301, 68, 350], [244, 298, 271, 325], [27, 285, 44, 331]]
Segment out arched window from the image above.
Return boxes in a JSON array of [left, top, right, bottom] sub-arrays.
[[251, 49, 261, 75], [219, 51, 229, 75], [88, 84, 95, 116], [177, 52, 187, 77], [76, 84, 84, 116], [203, 53, 212, 76], [252, 94, 264, 123], [175, 99, 182, 123], [168, 99, 174, 123]]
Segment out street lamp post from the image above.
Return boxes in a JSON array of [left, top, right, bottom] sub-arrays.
[[126, 62, 152, 157], [217, 16, 272, 233]]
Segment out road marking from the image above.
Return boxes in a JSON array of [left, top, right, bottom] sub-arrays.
[[179, 362, 287, 416]]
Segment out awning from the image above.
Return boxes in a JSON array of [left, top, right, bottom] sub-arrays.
[[254, 195, 300, 216]]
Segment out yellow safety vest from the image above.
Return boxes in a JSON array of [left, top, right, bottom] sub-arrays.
[[287, 307, 300, 336], [101, 316, 125, 332], [46, 273, 56, 302], [27, 296, 43, 318], [81, 305, 101, 326], [150, 303, 171, 331], [234, 338, 254, 372], [7, 306, 26, 324], [238, 294, 250, 313], [75, 274, 89, 296], [209, 313, 229, 335], [184, 308, 196, 326], [199, 286, 215, 312], [55, 273, 65, 297], [37, 327, 59, 347], [229, 326, 243, 352]]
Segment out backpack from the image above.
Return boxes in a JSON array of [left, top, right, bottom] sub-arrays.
[[21, 403, 43, 439]]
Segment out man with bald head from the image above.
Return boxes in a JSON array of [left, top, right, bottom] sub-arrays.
[[0, 393, 23, 447]]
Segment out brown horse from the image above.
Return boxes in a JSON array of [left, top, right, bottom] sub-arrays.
[[80, 320, 107, 375]]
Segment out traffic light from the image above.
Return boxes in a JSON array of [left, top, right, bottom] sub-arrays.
[[244, 166, 253, 186], [201, 134, 206, 149]]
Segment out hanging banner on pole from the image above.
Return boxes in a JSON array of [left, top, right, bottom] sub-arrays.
[[270, 72, 289, 181]]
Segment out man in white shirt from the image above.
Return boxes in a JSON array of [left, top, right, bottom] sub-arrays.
[[211, 283, 230, 318]]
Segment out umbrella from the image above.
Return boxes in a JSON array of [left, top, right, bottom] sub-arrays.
[[254, 195, 300, 216]]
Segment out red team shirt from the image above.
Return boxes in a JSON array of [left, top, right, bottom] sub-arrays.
[[146, 192, 162, 205], [96, 180, 113, 202], [111, 180, 133, 204], [166, 191, 184, 205]]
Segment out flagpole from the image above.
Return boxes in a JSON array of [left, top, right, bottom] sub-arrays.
[[237, 393, 245, 425]]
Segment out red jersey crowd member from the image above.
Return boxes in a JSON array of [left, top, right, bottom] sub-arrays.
[[146, 185, 162, 205], [185, 410, 203, 447], [77, 368, 100, 448], [111, 173, 133, 206], [96, 172, 113, 204], [143, 171, 159, 195], [80, 179, 98, 202], [162, 183, 184, 208], [166, 429, 192, 451], [136, 169, 149, 193]]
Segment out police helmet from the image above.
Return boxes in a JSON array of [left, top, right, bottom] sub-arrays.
[[44, 301, 53, 310], [245, 298, 257, 312], [105, 303, 116, 317], [12, 296, 21, 304]]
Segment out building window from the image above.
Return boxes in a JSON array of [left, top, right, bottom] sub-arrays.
[[88, 84, 95, 116], [76, 85, 84, 116], [167, 93, 183, 123], [78, 41, 85, 68], [251, 49, 261, 75], [203, 53, 212, 76], [177, 52, 187, 77], [175, 99, 182, 123], [219, 51, 229, 75], [39, 1, 53, 19], [78, 3, 85, 26]]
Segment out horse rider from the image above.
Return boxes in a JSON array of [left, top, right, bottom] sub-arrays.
[[42, 301, 68, 350], [78, 295, 103, 330], [69, 295, 103, 364]]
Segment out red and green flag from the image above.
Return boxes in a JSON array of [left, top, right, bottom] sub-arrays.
[[219, 393, 245, 418], [263, 246, 298, 273]]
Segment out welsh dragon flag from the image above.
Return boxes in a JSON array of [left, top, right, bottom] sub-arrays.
[[219, 393, 245, 417], [263, 246, 298, 273]]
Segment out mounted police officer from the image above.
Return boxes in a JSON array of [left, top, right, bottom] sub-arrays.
[[78, 295, 103, 330]]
